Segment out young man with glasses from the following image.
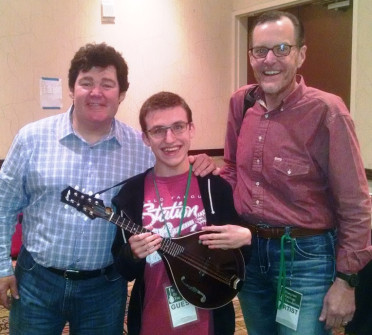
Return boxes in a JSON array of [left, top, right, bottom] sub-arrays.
[[221, 10, 371, 335], [111, 91, 251, 335]]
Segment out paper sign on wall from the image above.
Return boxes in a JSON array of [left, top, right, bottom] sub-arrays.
[[40, 77, 62, 110]]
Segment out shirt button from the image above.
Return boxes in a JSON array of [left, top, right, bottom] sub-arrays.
[[265, 114, 269, 119], [258, 136, 263, 141], [280, 107, 284, 112], [256, 159, 260, 164], [256, 200, 260, 205], [256, 182, 260, 186], [287, 169, 292, 175]]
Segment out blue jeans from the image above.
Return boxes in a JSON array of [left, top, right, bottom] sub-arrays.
[[238, 231, 336, 335], [10, 247, 127, 335]]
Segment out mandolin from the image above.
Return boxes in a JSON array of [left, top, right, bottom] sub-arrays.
[[61, 186, 245, 309]]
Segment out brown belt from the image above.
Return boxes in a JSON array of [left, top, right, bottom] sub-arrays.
[[245, 223, 329, 239]]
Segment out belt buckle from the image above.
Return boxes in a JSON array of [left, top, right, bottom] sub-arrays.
[[63, 269, 79, 279], [257, 223, 272, 234], [256, 223, 270, 229]]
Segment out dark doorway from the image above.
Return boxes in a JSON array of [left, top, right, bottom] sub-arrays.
[[247, 3, 352, 109]]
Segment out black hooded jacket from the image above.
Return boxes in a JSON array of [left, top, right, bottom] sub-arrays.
[[111, 169, 245, 335]]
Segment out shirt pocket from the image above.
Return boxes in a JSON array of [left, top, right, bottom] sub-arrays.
[[272, 157, 310, 201], [273, 157, 310, 177]]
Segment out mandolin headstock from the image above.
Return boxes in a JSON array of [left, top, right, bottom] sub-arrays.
[[61, 186, 112, 220]]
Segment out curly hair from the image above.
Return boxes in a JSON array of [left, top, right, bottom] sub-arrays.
[[68, 43, 129, 93]]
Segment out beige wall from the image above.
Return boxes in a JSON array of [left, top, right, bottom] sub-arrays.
[[352, 0, 372, 170], [0, 0, 234, 158], [1, 0, 371, 171], [232, 0, 372, 169]]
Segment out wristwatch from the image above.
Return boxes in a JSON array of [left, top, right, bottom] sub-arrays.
[[336, 271, 359, 288]]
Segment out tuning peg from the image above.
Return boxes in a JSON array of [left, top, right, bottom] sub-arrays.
[[74, 185, 80, 190]]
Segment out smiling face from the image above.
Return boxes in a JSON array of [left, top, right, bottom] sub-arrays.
[[249, 16, 307, 109], [70, 65, 125, 139], [142, 106, 195, 177]]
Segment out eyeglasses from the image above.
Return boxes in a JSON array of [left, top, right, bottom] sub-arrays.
[[249, 44, 297, 59], [146, 122, 190, 139]]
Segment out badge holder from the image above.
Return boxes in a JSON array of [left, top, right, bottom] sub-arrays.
[[275, 231, 303, 331], [166, 285, 198, 328]]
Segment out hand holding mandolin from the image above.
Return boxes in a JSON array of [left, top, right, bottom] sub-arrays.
[[129, 232, 162, 259], [199, 224, 252, 249]]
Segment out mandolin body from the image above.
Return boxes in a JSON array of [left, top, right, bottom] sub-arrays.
[[160, 231, 245, 309]]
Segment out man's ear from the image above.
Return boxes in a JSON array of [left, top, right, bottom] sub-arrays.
[[248, 51, 255, 67], [69, 90, 74, 99], [297, 45, 307, 69], [142, 132, 151, 147], [189, 122, 195, 139], [119, 92, 126, 104]]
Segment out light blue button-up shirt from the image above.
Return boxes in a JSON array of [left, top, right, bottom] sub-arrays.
[[0, 107, 154, 276]]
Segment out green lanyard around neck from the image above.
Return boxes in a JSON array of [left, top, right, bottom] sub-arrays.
[[152, 164, 193, 238]]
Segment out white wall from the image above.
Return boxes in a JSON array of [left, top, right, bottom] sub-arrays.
[[0, 0, 234, 157], [351, 0, 372, 171]]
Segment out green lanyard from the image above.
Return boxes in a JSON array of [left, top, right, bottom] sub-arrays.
[[276, 232, 295, 309], [152, 164, 193, 238]]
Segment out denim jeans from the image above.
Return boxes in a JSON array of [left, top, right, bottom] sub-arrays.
[[10, 247, 127, 335], [238, 231, 336, 335]]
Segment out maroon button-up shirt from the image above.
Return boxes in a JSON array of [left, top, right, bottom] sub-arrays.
[[221, 76, 371, 273]]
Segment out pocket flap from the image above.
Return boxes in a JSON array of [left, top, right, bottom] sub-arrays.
[[273, 157, 309, 176]]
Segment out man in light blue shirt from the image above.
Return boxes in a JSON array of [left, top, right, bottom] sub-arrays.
[[0, 42, 214, 335]]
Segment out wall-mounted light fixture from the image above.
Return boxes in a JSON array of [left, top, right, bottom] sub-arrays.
[[101, 0, 115, 24]]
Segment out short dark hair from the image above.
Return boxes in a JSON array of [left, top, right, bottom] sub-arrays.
[[68, 42, 129, 93], [139, 91, 193, 132], [249, 10, 305, 48]]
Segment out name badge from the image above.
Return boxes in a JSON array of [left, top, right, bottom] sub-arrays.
[[166, 285, 198, 328], [276, 287, 302, 331], [146, 251, 162, 265]]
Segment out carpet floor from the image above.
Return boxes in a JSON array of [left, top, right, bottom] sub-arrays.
[[0, 297, 346, 335], [0, 295, 246, 334], [0, 283, 346, 334]]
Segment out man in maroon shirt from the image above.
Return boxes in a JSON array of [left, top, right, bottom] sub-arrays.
[[221, 10, 371, 335]]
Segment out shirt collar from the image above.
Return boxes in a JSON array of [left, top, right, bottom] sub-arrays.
[[58, 105, 122, 147], [58, 106, 75, 141], [257, 75, 306, 112], [282, 75, 306, 107]]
